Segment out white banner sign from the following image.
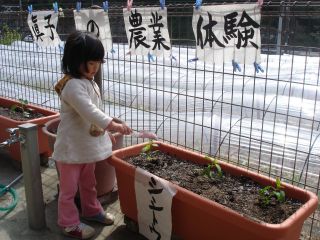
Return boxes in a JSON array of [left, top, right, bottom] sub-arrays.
[[192, 4, 261, 64], [74, 9, 113, 52], [27, 11, 61, 47], [123, 7, 171, 57], [135, 167, 177, 240]]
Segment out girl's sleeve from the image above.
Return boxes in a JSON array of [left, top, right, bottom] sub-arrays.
[[62, 80, 113, 129]]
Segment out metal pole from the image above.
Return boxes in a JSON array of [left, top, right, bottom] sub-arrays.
[[19, 123, 46, 230], [94, 66, 103, 96], [276, 6, 283, 55], [90, 4, 104, 96]]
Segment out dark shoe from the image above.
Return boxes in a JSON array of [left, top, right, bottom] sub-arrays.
[[83, 212, 115, 226]]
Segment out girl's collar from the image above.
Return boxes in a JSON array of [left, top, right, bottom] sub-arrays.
[[80, 77, 94, 81]]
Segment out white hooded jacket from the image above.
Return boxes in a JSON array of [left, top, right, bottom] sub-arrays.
[[52, 78, 113, 163]]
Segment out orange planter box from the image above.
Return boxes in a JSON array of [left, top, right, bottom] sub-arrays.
[[110, 141, 318, 240], [0, 97, 59, 164]]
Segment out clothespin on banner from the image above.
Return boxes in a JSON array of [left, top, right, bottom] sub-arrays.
[[148, 53, 155, 62], [195, 0, 202, 10], [127, 0, 133, 11], [254, 62, 264, 73], [160, 0, 165, 10], [76, 2, 81, 12], [27, 5, 33, 14], [232, 60, 241, 72], [53, 2, 58, 13], [188, 57, 198, 63], [257, 0, 264, 8], [103, 1, 109, 12]]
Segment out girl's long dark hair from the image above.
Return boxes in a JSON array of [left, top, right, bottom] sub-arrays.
[[62, 30, 105, 78]]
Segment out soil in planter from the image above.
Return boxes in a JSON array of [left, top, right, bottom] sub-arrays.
[[0, 106, 44, 121], [126, 151, 303, 224]]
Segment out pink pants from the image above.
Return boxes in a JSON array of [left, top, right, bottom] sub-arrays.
[[56, 161, 103, 227]]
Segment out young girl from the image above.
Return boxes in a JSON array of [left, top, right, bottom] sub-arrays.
[[53, 30, 132, 239]]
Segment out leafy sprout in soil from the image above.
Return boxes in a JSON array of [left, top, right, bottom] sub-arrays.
[[10, 99, 33, 118], [140, 140, 159, 161], [258, 177, 286, 206], [202, 155, 223, 178]]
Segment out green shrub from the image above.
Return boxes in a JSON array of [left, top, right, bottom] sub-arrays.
[[0, 25, 21, 45]]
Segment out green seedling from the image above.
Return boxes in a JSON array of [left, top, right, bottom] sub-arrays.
[[259, 177, 285, 206], [141, 140, 159, 161], [10, 99, 31, 118], [202, 155, 222, 178]]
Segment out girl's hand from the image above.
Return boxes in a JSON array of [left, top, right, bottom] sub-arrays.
[[121, 122, 133, 135], [106, 120, 133, 135]]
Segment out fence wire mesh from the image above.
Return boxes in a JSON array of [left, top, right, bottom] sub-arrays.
[[0, 1, 319, 239]]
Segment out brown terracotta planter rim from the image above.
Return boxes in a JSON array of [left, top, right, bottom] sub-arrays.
[[42, 117, 60, 138]]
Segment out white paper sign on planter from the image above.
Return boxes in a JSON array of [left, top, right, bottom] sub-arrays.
[[74, 9, 113, 52], [135, 167, 177, 240], [192, 3, 261, 64], [27, 11, 61, 47], [123, 7, 171, 57]]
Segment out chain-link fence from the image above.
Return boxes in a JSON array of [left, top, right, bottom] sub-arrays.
[[0, 1, 319, 239]]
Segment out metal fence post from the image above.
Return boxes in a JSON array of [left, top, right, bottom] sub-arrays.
[[90, 4, 103, 97], [94, 66, 103, 96], [18, 123, 46, 230], [276, 5, 283, 55]]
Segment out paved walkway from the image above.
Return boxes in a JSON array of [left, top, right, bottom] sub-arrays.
[[0, 153, 145, 240]]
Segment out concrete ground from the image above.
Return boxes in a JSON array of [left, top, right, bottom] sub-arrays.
[[0, 152, 145, 240]]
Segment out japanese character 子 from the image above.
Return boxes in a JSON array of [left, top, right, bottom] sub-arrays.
[[31, 15, 45, 41], [236, 10, 260, 49], [196, 12, 225, 49], [148, 176, 163, 240], [148, 11, 170, 50], [44, 14, 55, 40], [223, 11, 238, 44], [128, 9, 150, 49]]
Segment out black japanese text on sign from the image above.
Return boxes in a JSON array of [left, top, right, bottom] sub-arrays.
[[128, 8, 170, 52], [148, 176, 164, 240], [196, 10, 260, 50]]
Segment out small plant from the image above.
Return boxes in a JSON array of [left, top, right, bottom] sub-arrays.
[[141, 140, 159, 161], [259, 177, 286, 206], [10, 99, 31, 118], [202, 155, 222, 178]]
